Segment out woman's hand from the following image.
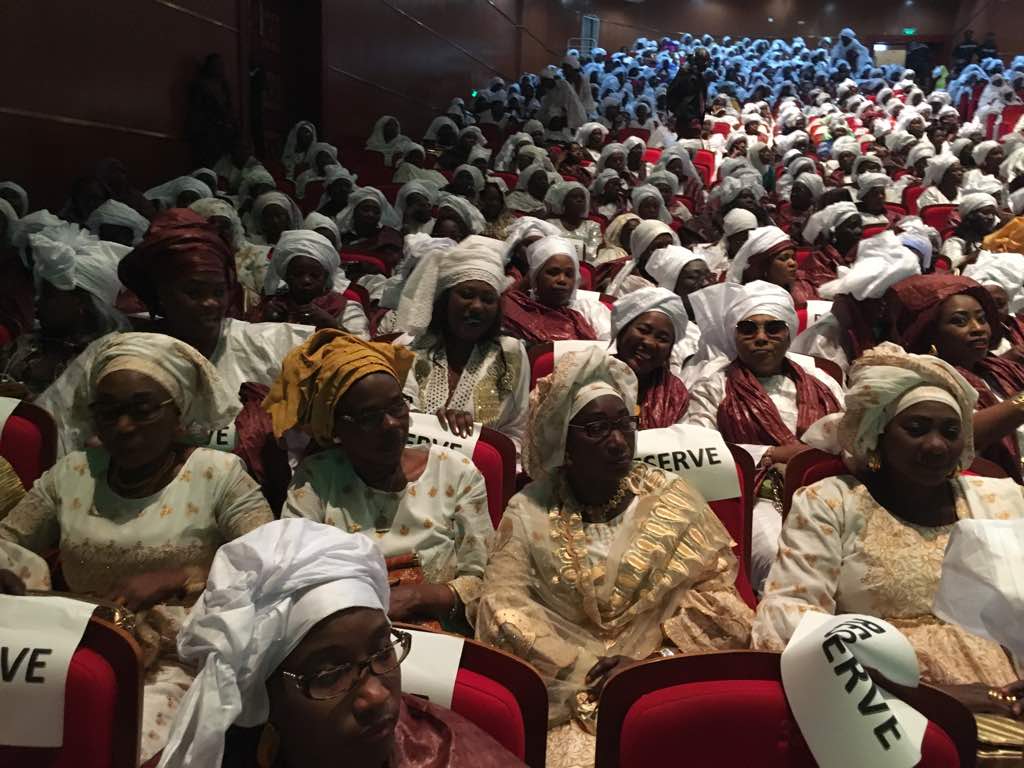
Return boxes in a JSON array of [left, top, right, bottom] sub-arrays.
[[585, 655, 635, 696], [941, 682, 1024, 719], [105, 568, 189, 612], [436, 408, 474, 438], [769, 442, 808, 466], [296, 303, 340, 330], [388, 583, 453, 622], [0, 569, 26, 595]]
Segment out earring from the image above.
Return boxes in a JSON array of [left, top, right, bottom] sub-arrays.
[[867, 449, 881, 472], [929, 344, 938, 356], [256, 722, 280, 768], [948, 462, 961, 479]]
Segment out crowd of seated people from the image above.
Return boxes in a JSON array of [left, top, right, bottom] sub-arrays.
[[1, 25, 1024, 768]]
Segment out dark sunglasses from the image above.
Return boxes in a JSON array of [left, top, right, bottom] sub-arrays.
[[736, 320, 789, 338]]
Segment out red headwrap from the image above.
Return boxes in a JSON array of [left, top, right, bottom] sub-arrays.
[[741, 239, 796, 283], [886, 274, 1003, 353], [118, 208, 241, 317]]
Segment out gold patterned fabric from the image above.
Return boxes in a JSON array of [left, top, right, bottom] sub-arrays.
[[473, 461, 753, 733], [0, 457, 25, 521]]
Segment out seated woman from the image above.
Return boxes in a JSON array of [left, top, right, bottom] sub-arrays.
[[644, 243, 712, 361], [575, 121, 609, 163], [395, 238, 529, 448], [775, 172, 824, 241], [37, 210, 311, 454], [648, 170, 693, 224], [432, 193, 486, 240], [190, 197, 269, 312], [595, 142, 629, 183], [0, 333, 273, 763], [281, 119, 316, 179], [335, 187, 404, 269], [437, 126, 487, 172], [2, 223, 126, 398], [246, 230, 368, 337], [266, 331, 493, 627], [753, 342, 1024, 723], [941, 192, 1001, 270], [854, 172, 897, 228], [422, 115, 459, 154], [394, 180, 438, 236], [365, 115, 408, 167], [316, 164, 358, 219], [391, 141, 449, 187], [474, 348, 752, 766], [445, 164, 485, 206], [686, 281, 844, 589], [144, 175, 213, 211], [963, 251, 1024, 354], [623, 135, 648, 185], [605, 219, 680, 297], [293, 141, 340, 200], [159, 520, 526, 768], [799, 201, 865, 289], [237, 167, 277, 228], [692, 208, 758, 275], [506, 163, 553, 216], [916, 154, 965, 208], [502, 216, 561, 282], [249, 191, 303, 246], [631, 183, 673, 226], [887, 273, 1024, 481], [480, 178, 516, 240], [85, 198, 150, 246], [502, 235, 609, 343], [589, 169, 627, 222], [302, 210, 340, 249], [544, 181, 602, 263], [726, 225, 818, 305], [594, 212, 639, 267], [611, 286, 692, 427], [494, 132, 533, 172]]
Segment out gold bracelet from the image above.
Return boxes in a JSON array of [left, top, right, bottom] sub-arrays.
[[1010, 392, 1024, 413], [445, 583, 462, 624], [988, 688, 1019, 703]]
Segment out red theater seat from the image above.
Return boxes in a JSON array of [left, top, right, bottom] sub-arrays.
[[0, 399, 57, 488], [718, 445, 756, 608], [903, 184, 925, 215], [595, 651, 975, 768], [919, 204, 958, 234], [473, 428, 517, 527]]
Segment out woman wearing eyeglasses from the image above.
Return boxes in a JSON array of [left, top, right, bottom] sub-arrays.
[[0, 332, 274, 764], [474, 347, 752, 768], [685, 281, 844, 592], [265, 331, 492, 630], [160, 520, 525, 768]]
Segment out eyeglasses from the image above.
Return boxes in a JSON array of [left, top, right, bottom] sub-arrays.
[[89, 398, 174, 426], [735, 320, 790, 338], [339, 399, 410, 432], [568, 415, 639, 441], [281, 630, 412, 701]]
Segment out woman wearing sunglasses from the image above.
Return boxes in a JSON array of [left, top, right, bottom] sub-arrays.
[[474, 347, 752, 767], [686, 281, 844, 592], [265, 331, 492, 630], [0, 332, 274, 764], [159, 520, 525, 768]]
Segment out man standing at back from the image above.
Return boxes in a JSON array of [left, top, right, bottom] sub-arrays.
[[953, 30, 979, 72], [667, 47, 710, 139]]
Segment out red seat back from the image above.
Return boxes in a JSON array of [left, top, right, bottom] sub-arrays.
[[617, 128, 651, 143], [711, 121, 732, 137], [341, 283, 371, 313], [0, 617, 143, 768], [377, 182, 403, 205], [862, 224, 888, 239], [885, 202, 907, 218], [0, 400, 57, 488], [527, 343, 554, 389], [472, 428, 517, 527], [919, 204, 958, 233], [903, 184, 925, 215], [997, 105, 1024, 138], [578, 262, 594, 291], [340, 252, 390, 278], [477, 123, 502, 148], [595, 651, 975, 768], [715, 445, 756, 608], [642, 147, 663, 164]]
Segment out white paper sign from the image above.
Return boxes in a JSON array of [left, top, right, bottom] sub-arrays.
[[934, 518, 1024, 662], [405, 412, 479, 458], [553, 339, 612, 363], [805, 300, 834, 326], [400, 629, 465, 709], [206, 422, 237, 452], [634, 424, 740, 501], [0, 397, 20, 436], [0, 595, 97, 747], [781, 612, 927, 768]]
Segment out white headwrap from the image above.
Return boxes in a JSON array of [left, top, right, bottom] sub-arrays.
[[694, 280, 796, 361], [190, 198, 245, 250], [818, 230, 921, 300], [28, 221, 124, 314], [502, 216, 561, 264], [630, 184, 672, 224], [723, 208, 758, 237], [958, 192, 998, 218], [423, 115, 458, 142], [395, 236, 509, 338], [802, 342, 977, 469], [545, 181, 590, 217], [522, 347, 637, 479], [394, 180, 439, 222], [436, 192, 486, 235], [856, 172, 891, 200], [302, 211, 340, 245], [453, 164, 486, 192], [589, 168, 622, 197], [793, 172, 826, 202], [73, 332, 241, 441], [922, 154, 960, 188], [379, 235, 457, 310], [628, 219, 679, 259], [317, 164, 360, 212], [802, 202, 860, 245], [250, 191, 303, 238], [335, 187, 401, 235], [85, 200, 149, 245], [526, 235, 580, 296], [727, 225, 793, 283], [144, 176, 213, 209], [597, 142, 627, 173], [0, 181, 29, 216], [0, 198, 19, 246], [281, 120, 317, 173], [264, 229, 340, 295], [1011, 188, 1024, 216], [972, 140, 1001, 167], [157, 519, 389, 768], [646, 244, 705, 290], [365, 115, 406, 162], [963, 251, 1024, 313], [610, 286, 688, 342]]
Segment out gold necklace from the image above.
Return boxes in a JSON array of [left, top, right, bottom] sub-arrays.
[[562, 474, 631, 524], [110, 450, 178, 497]]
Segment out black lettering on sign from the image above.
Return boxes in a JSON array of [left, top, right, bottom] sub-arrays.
[[639, 455, 658, 468], [663, 452, 678, 470], [26, 648, 51, 683], [407, 434, 463, 451], [856, 682, 889, 717], [873, 716, 902, 750], [833, 656, 870, 694], [821, 634, 848, 664], [672, 451, 690, 470], [213, 429, 231, 447], [1, 646, 52, 683], [706, 446, 721, 464]]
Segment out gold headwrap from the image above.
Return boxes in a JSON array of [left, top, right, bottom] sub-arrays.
[[263, 330, 414, 446]]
